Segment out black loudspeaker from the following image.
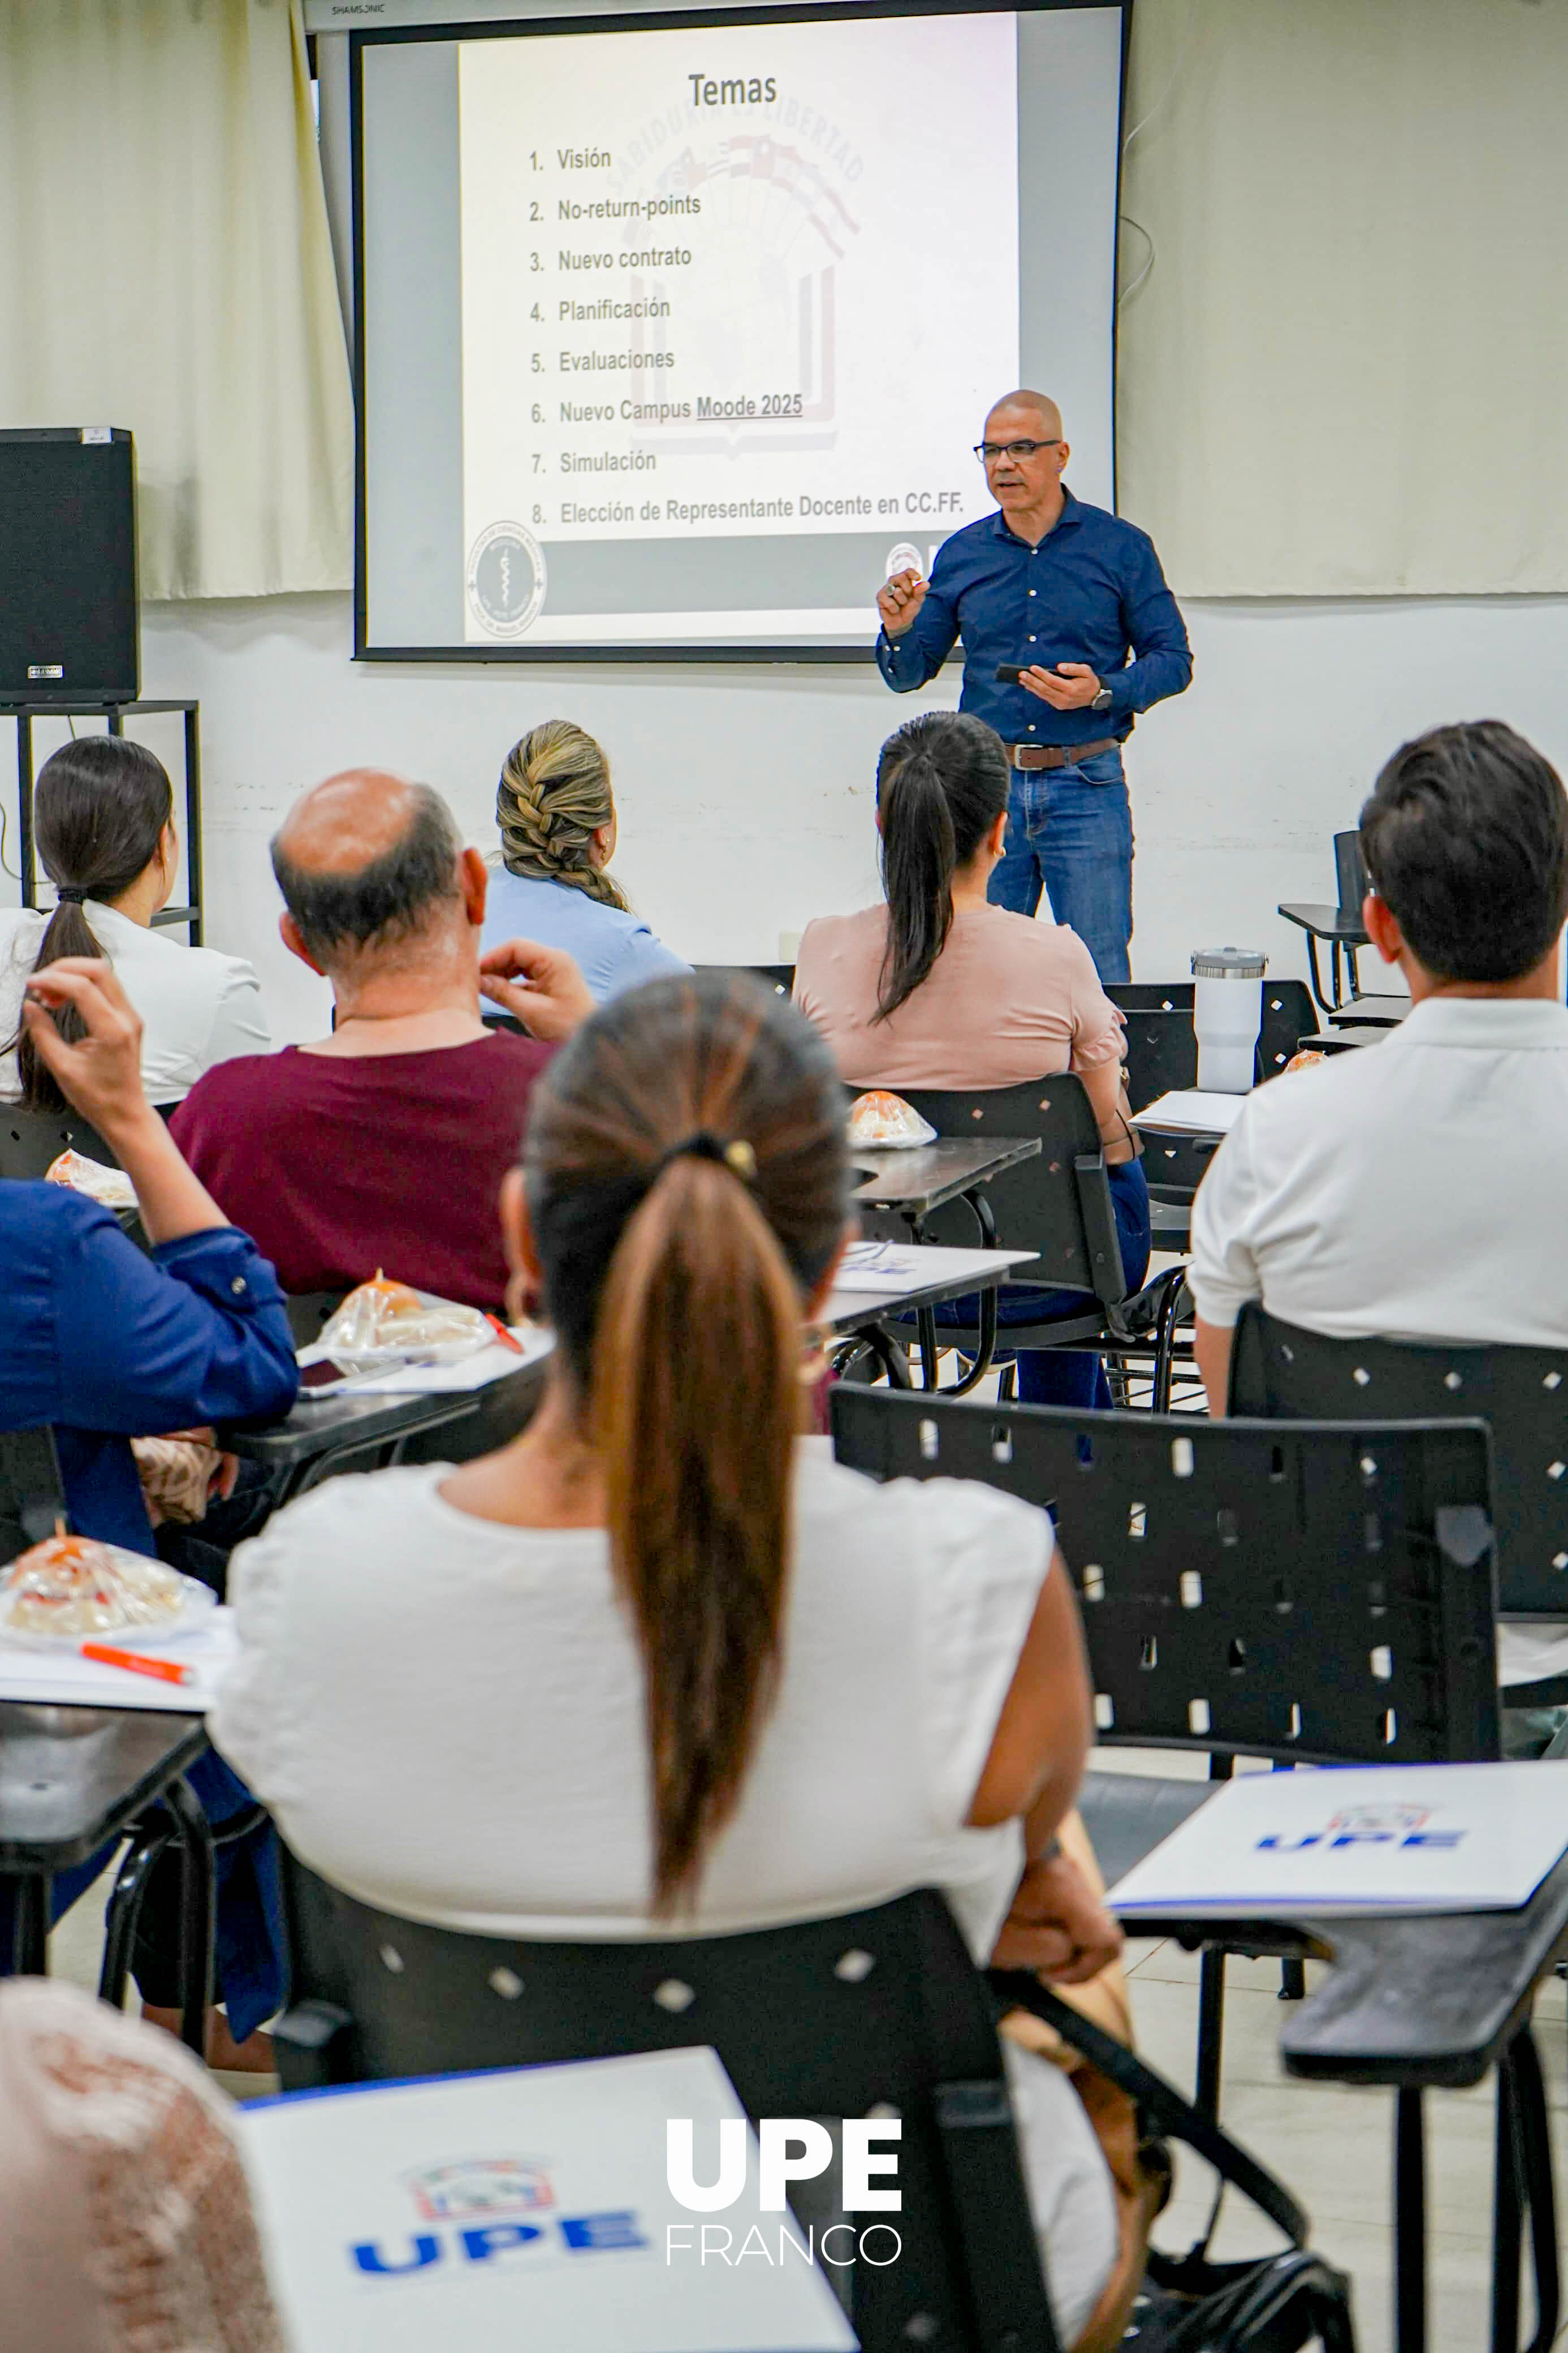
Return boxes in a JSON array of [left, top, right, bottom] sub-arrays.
[[0, 428, 139, 706]]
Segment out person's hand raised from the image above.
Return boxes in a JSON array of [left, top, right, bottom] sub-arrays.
[[21, 958, 150, 1144], [480, 938, 595, 1043], [877, 568, 928, 639]]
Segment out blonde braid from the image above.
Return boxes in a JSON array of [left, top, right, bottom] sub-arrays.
[[496, 721, 632, 912]]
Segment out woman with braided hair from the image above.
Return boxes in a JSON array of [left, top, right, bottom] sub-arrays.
[[480, 718, 688, 1001]]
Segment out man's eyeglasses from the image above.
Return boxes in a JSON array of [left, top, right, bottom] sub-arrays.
[[974, 438, 1062, 464]]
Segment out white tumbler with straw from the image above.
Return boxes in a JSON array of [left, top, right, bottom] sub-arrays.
[[1191, 947, 1268, 1093]]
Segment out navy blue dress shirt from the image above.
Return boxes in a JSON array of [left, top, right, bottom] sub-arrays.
[[876, 488, 1193, 748], [0, 1187, 299, 1555]]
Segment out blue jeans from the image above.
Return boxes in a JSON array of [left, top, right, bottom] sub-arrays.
[[928, 1160, 1152, 1408], [987, 749, 1133, 985]]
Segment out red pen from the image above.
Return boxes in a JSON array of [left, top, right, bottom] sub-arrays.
[[485, 1314, 525, 1356], [80, 1644, 195, 1687]]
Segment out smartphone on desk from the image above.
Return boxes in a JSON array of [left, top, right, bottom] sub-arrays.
[[296, 1358, 365, 1401]]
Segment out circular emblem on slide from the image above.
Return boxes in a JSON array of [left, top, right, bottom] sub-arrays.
[[466, 523, 547, 639], [884, 541, 924, 579]]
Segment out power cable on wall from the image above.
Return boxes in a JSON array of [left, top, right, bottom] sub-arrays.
[[1116, 1, 1199, 312]]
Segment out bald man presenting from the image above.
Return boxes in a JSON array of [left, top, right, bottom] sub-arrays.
[[876, 392, 1191, 982]]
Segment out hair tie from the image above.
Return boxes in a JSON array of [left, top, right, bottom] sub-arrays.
[[53, 887, 89, 904], [655, 1131, 757, 1183]]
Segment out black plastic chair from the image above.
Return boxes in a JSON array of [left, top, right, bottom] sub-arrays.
[[284, 1290, 344, 1350], [1106, 981, 1320, 1109], [830, 1386, 1501, 2123], [863, 1075, 1186, 1406], [694, 961, 796, 998], [275, 1859, 1354, 2353], [1108, 985, 1316, 1292], [1230, 1303, 1568, 1703], [0, 1106, 118, 1180], [0, 1427, 67, 1559]]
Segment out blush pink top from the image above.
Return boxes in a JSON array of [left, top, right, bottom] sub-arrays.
[[793, 903, 1126, 1089]]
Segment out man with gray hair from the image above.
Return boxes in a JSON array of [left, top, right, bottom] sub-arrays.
[[875, 390, 1191, 982], [171, 770, 591, 1310]]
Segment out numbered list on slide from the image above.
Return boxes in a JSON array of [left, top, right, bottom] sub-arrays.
[[458, 13, 1020, 641]]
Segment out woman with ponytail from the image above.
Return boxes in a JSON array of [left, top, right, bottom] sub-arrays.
[[794, 711, 1149, 1407], [0, 738, 269, 1109], [480, 719, 688, 1001], [214, 969, 1121, 2346]]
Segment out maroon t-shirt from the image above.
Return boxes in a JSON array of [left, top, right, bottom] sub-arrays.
[[170, 1032, 553, 1313]]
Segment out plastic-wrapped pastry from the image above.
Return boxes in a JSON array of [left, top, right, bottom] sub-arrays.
[[44, 1150, 137, 1210], [1, 1535, 185, 1637], [318, 1270, 492, 1369], [846, 1090, 938, 1149]]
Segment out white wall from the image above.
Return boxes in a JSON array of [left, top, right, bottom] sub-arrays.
[[12, 591, 1567, 1044]]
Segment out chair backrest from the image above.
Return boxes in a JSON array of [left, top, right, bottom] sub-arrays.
[[694, 962, 796, 998], [286, 1292, 345, 1350], [0, 1109, 118, 1182], [1260, 978, 1319, 1071], [279, 1862, 1059, 2353], [1231, 1303, 1568, 1619], [870, 1076, 1126, 1304], [830, 1387, 1500, 1767], [0, 1428, 67, 1562], [1112, 1005, 1196, 1113], [1334, 831, 1370, 919], [1107, 981, 1320, 1118]]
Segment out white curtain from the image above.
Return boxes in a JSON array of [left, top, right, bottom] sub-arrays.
[[0, 0, 353, 600], [1117, 0, 1568, 596]]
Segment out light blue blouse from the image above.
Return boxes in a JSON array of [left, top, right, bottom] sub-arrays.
[[481, 869, 689, 1003]]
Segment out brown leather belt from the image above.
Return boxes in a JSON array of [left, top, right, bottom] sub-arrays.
[[1001, 736, 1121, 772]]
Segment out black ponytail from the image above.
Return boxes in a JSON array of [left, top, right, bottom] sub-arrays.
[[872, 711, 1010, 1021], [10, 738, 172, 1111]]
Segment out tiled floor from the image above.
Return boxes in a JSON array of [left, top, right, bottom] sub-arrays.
[[46, 1752, 1560, 2351]]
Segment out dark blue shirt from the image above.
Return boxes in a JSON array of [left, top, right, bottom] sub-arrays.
[[876, 488, 1193, 748], [0, 1188, 299, 1554]]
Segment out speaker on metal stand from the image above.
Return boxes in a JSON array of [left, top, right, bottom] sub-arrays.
[[0, 430, 205, 941]]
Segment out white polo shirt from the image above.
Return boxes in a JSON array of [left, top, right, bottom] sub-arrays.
[[1190, 994, 1568, 1687], [0, 900, 269, 1107]]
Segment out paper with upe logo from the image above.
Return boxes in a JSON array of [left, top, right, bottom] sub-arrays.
[[236, 2045, 857, 2351], [1103, 1761, 1568, 1919]]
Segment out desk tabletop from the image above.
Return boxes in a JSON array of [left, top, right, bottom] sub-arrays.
[[223, 1356, 550, 1469], [1278, 900, 1370, 945], [824, 1245, 1039, 1331], [1280, 1848, 1568, 2089], [1113, 1799, 1568, 2091], [850, 1135, 1040, 1214], [0, 1702, 205, 1869]]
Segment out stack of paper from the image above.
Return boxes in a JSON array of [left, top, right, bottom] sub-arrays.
[[1130, 1091, 1246, 1136], [1105, 1762, 1568, 1919], [0, 1609, 236, 1714]]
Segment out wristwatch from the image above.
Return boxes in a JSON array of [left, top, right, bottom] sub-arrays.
[[1090, 683, 1114, 713]]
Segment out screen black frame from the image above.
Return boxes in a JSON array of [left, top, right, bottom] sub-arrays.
[[351, 0, 1132, 665]]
